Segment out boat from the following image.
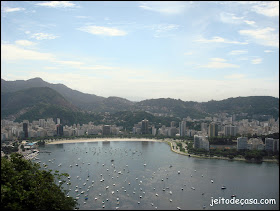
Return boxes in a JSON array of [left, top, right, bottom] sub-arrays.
[[191, 187, 195, 190], [231, 194, 236, 198], [178, 171, 180, 174], [211, 180, 214, 183], [221, 186, 226, 189]]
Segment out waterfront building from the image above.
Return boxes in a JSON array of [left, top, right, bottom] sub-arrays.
[[102, 125, 111, 135], [56, 124, 63, 136], [141, 119, 149, 134], [265, 138, 278, 152], [194, 135, 209, 151], [237, 137, 248, 150]]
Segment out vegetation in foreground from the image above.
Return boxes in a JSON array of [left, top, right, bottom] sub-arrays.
[[1, 153, 78, 210]]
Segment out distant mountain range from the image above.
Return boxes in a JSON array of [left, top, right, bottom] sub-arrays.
[[1, 78, 279, 124]]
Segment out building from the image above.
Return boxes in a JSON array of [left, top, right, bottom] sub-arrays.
[[179, 121, 186, 137], [208, 122, 218, 137], [224, 125, 237, 137], [56, 124, 63, 136], [141, 119, 149, 134], [102, 125, 111, 135], [194, 135, 209, 151], [237, 137, 248, 150], [265, 138, 278, 152], [23, 123, 28, 138]]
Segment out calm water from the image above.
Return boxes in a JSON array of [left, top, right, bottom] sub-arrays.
[[36, 141, 279, 210]]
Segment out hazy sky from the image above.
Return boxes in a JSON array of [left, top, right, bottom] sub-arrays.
[[1, 1, 279, 102]]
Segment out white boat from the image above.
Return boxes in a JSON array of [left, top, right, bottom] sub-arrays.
[[178, 171, 180, 174], [191, 187, 195, 190], [221, 186, 226, 189]]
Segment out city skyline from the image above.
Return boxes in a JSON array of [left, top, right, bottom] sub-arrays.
[[1, 1, 279, 102]]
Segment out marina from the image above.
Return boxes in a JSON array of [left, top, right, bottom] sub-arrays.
[[34, 140, 279, 210]]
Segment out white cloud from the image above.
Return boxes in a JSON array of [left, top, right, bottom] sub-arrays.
[[55, 60, 84, 66], [224, 74, 246, 79], [243, 20, 256, 26], [35, 1, 76, 8], [15, 40, 36, 46], [195, 36, 248, 45], [2, 6, 25, 13], [252, 1, 279, 17], [220, 12, 244, 24], [264, 50, 274, 53], [199, 58, 239, 69], [251, 58, 262, 64], [78, 26, 127, 36], [184, 52, 193, 56], [30, 32, 59, 40], [1, 43, 55, 61], [239, 27, 279, 47], [139, 1, 188, 15], [229, 50, 248, 55]]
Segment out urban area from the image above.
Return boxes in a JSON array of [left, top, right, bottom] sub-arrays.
[[1, 113, 279, 161]]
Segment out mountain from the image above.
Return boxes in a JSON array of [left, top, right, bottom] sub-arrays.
[[1, 78, 279, 121], [0, 87, 101, 125]]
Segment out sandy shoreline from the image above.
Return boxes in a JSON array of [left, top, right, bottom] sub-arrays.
[[47, 138, 167, 145]]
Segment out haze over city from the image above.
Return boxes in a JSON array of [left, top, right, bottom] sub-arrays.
[[1, 1, 279, 102]]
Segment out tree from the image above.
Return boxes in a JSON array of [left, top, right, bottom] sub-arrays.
[[1, 153, 78, 210]]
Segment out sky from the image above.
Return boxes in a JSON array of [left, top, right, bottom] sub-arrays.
[[1, 1, 279, 102]]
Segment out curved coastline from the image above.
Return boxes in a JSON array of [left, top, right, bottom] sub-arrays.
[[45, 138, 278, 163]]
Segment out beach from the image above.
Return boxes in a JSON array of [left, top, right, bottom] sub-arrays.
[[47, 137, 167, 145]]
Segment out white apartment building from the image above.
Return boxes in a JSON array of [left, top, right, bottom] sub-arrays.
[[237, 137, 248, 150]]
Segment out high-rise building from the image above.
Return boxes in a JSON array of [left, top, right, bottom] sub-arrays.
[[265, 138, 274, 151], [194, 135, 209, 151], [141, 119, 149, 134], [56, 124, 63, 136], [208, 122, 218, 137], [237, 137, 248, 150], [23, 123, 28, 138], [102, 125, 111, 135], [224, 125, 237, 136], [179, 121, 186, 137]]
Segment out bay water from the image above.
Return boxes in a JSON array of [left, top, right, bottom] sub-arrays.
[[36, 141, 279, 210]]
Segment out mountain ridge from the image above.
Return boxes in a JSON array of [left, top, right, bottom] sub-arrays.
[[1, 77, 279, 121]]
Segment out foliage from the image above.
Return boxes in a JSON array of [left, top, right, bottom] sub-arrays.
[[1, 153, 77, 210]]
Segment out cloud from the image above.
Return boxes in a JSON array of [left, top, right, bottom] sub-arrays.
[[252, 1, 279, 17], [224, 74, 246, 80], [15, 40, 36, 46], [184, 52, 193, 56], [77, 26, 127, 36], [195, 36, 248, 45], [30, 32, 59, 40], [139, 1, 188, 15], [243, 20, 256, 26], [199, 58, 240, 69], [251, 58, 262, 64], [229, 50, 248, 55], [239, 27, 279, 47], [145, 24, 180, 37], [2, 6, 25, 13], [264, 50, 274, 53], [35, 1, 76, 8], [1, 43, 55, 61]]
